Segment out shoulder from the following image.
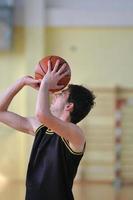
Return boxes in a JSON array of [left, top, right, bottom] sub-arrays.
[[67, 123, 86, 153], [28, 117, 42, 135]]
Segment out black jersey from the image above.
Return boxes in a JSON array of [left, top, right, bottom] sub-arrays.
[[25, 125, 85, 200]]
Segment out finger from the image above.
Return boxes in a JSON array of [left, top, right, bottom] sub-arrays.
[[53, 59, 60, 72], [36, 84, 40, 90], [31, 79, 41, 84], [48, 60, 52, 73], [57, 63, 67, 74], [60, 69, 71, 79], [35, 79, 42, 83], [27, 75, 34, 78], [30, 85, 39, 90]]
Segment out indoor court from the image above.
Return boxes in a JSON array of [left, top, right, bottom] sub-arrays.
[[0, 0, 133, 200]]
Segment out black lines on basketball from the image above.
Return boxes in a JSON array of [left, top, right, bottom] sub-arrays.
[[35, 55, 71, 92], [49, 56, 54, 70], [58, 62, 67, 74], [35, 72, 43, 77], [50, 56, 65, 72], [39, 62, 46, 74]]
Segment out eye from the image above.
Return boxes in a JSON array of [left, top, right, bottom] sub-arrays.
[[60, 92, 63, 96]]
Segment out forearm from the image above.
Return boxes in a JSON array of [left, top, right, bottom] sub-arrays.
[[36, 82, 51, 117], [0, 78, 25, 111]]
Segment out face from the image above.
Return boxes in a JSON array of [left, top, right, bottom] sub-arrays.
[[50, 88, 70, 114]]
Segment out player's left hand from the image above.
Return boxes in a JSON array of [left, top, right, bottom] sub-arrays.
[[40, 60, 70, 91]]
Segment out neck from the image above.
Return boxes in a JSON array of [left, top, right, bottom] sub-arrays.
[[51, 109, 62, 118]]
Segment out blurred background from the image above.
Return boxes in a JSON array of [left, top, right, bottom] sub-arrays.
[[0, 0, 133, 199]]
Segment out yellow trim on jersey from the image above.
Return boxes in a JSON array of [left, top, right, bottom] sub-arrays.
[[61, 137, 86, 156], [35, 124, 45, 134], [46, 128, 54, 135], [35, 125, 54, 135]]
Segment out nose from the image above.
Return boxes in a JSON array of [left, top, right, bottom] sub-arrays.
[[54, 91, 61, 97], [52, 92, 60, 101]]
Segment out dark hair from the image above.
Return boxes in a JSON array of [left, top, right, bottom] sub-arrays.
[[67, 84, 95, 124]]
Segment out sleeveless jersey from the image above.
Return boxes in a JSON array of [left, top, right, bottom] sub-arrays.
[[25, 125, 85, 200]]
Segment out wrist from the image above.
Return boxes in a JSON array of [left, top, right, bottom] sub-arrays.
[[40, 80, 50, 90], [17, 77, 26, 87]]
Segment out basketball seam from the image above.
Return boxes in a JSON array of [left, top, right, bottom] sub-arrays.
[[39, 62, 46, 74], [35, 72, 44, 76], [50, 56, 67, 72], [58, 62, 67, 72], [49, 56, 53, 69]]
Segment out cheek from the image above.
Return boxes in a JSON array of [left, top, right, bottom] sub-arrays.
[[51, 98, 60, 106], [51, 95, 58, 103], [51, 95, 65, 106]]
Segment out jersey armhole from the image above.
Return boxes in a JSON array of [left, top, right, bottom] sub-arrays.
[[61, 137, 86, 156], [35, 124, 45, 134]]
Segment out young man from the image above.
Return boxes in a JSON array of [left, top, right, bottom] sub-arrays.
[[0, 60, 95, 200]]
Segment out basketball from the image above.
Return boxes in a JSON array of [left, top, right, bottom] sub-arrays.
[[35, 55, 71, 92]]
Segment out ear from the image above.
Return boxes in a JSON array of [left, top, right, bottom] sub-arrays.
[[64, 102, 74, 112]]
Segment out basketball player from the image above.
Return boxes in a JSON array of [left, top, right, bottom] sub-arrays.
[[0, 60, 95, 200]]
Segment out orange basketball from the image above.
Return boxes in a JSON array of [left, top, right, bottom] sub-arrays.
[[35, 55, 71, 92]]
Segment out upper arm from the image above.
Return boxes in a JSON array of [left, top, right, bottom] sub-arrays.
[[0, 111, 38, 135], [37, 113, 85, 148]]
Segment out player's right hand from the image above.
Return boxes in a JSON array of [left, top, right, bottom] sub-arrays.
[[22, 75, 41, 90]]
